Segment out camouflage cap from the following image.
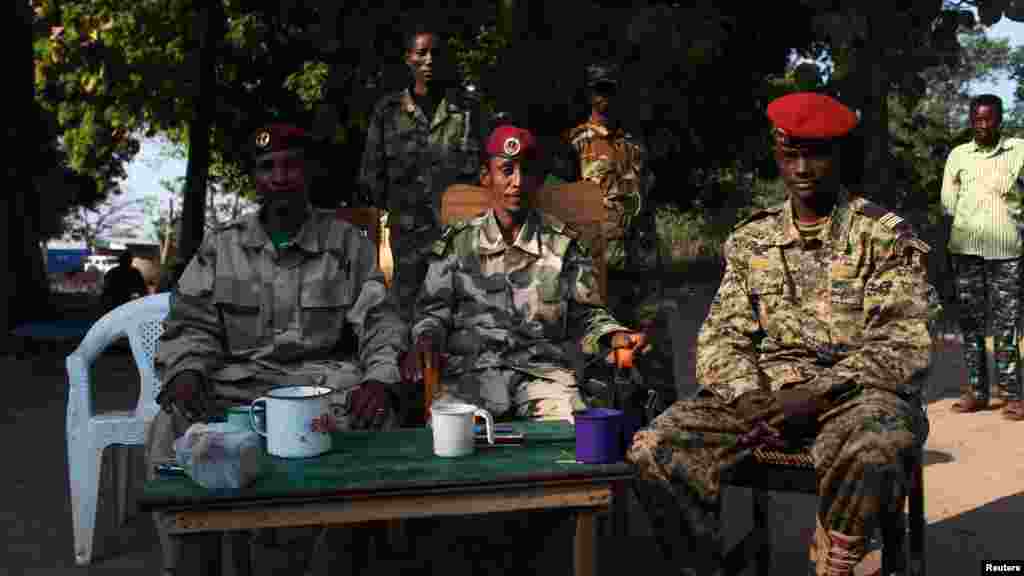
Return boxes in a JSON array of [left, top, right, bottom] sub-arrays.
[[586, 63, 619, 89]]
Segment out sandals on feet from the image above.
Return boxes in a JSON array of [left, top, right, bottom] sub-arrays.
[[1002, 400, 1024, 421], [951, 395, 989, 413]]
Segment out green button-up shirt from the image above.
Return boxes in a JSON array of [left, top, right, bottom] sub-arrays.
[[941, 136, 1024, 259]]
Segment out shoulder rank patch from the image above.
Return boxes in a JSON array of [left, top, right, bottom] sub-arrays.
[[896, 234, 931, 254], [431, 220, 471, 256], [857, 201, 908, 231]]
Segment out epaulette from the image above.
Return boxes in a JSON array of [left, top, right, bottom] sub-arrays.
[[219, 213, 252, 233], [540, 212, 579, 239], [431, 219, 473, 256], [567, 123, 592, 144], [733, 204, 783, 231], [856, 200, 920, 235], [857, 200, 931, 254], [372, 90, 406, 116]]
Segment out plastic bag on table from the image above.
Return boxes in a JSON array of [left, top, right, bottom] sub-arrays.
[[173, 422, 265, 490]]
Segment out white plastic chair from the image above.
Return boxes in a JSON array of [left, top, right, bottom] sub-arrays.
[[66, 292, 169, 565]]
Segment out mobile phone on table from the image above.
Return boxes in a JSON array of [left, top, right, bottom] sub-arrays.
[[475, 423, 525, 445], [153, 463, 188, 478]]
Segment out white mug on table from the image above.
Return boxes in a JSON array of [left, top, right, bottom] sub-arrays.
[[250, 385, 344, 459], [431, 402, 495, 457]]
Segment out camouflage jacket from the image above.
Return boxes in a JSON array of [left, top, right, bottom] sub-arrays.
[[558, 120, 653, 221], [696, 190, 934, 404], [359, 87, 482, 232], [154, 209, 407, 398], [412, 208, 630, 378]]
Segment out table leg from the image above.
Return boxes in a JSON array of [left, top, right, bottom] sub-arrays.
[[227, 531, 252, 576], [195, 532, 223, 576], [574, 510, 597, 576]]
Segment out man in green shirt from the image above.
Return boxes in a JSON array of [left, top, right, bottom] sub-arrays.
[[941, 93, 1024, 420]]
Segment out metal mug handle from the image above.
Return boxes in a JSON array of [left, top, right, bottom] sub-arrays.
[[473, 408, 495, 445], [250, 398, 268, 438]]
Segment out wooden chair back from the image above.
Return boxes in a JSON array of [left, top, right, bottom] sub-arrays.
[[336, 206, 392, 287]]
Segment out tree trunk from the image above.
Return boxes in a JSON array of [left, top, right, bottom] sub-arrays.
[[7, 0, 48, 330], [860, 16, 891, 205], [178, 2, 222, 266]]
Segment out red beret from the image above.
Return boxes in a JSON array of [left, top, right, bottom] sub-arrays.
[[485, 125, 538, 160], [767, 92, 858, 145], [251, 123, 311, 157]]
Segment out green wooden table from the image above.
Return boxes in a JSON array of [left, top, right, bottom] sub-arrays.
[[139, 420, 633, 576]]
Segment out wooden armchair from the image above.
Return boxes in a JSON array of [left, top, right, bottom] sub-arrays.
[[336, 206, 392, 288]]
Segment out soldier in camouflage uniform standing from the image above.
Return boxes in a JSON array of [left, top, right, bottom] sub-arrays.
[[627, 93, 934, 575], [403, 124, 647, 422], [146, 123, 407, 574], [360, 23, 482, 322], [558, 62, 661, 322]]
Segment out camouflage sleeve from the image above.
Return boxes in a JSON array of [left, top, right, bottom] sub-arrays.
[[345, 233, 406, 388], [810, 231, 933, 399], [359, 100, 387, 208], [695, 236, 764, 403], [154, 237, 226, 389], [411, 244, 456, 351], [565, 239, 630, 355]]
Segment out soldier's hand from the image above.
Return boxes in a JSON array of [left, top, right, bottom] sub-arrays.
[[400, 335, 437, 383], [349, 380, 398, 430], [161, 370, 209, 423], [606, 331, 650, 368], [751, 388, 829, 431], [738, 420, 786, 449]]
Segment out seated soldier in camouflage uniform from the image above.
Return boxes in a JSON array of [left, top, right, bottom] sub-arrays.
[[147, 123, 406, 574], [627, 93, 934, 575], [402, 123, 647, 421]]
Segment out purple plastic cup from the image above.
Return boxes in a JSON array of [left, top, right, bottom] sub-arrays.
[[574, 408, 624, 464], [622, 411, 642, 452]]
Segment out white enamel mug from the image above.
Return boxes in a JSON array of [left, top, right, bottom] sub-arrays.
[[250, 385, 344, 459], [430, 403, 495, 457]]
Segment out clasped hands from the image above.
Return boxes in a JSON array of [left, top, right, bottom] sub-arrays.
[[161, 371, 398, 430], [734, 387, 829, 448]]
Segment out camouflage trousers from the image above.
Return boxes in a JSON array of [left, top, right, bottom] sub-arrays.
[[953, 255, 1023, 401], [434, 365, 587, 422], [627, 386, 925, 574], [604, 206, 664, 325], [389, 222, 440, 322]]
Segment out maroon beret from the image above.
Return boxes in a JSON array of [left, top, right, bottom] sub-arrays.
[[251, 123, 312, 158], [767, 92, 858, 146], [485, 125, 538, 161]]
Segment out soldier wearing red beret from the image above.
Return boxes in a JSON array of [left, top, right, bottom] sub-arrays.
[[627, 93, 936, 575], [146, 122, 406, 574], [406, 122, 646, 420]]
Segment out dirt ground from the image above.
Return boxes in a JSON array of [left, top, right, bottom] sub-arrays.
[[4, 286, 1023, 575]]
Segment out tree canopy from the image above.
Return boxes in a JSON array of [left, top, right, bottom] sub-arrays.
[[29, 1, 1015, 246]]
